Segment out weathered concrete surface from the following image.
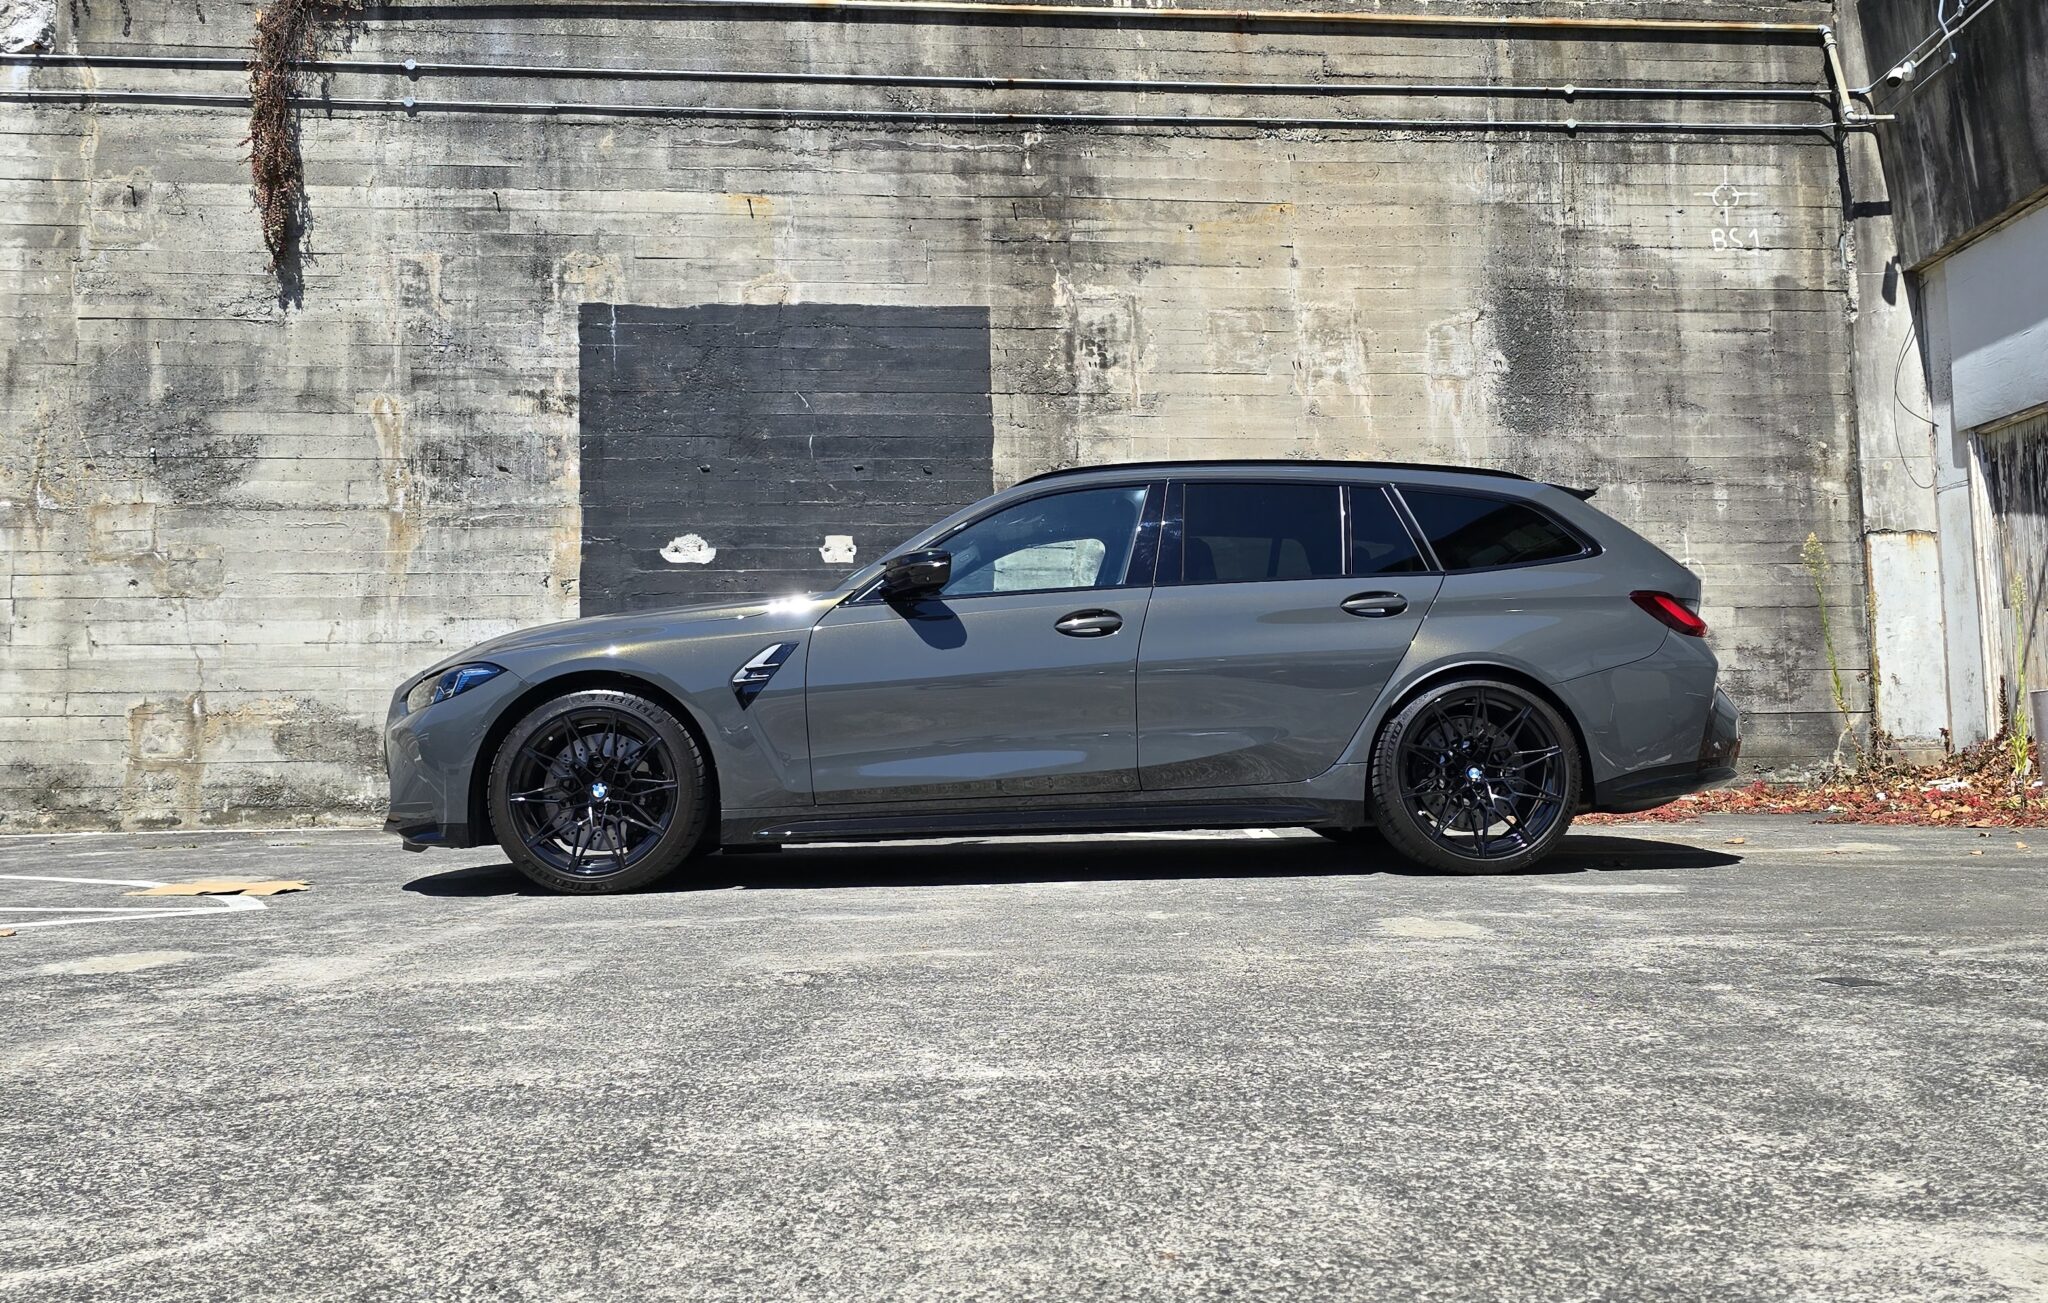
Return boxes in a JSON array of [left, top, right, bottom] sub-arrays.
[[1852, 0, 2048, 267], [3, 1, 1871, 830], [3, 819, 2045, 1300]]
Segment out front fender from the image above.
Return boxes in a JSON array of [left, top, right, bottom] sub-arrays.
[[495, 636, 815, 813]]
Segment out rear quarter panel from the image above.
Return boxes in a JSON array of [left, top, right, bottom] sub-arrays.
[[1332, 484, 1708, 779], [1555, 629, 1719, 784]]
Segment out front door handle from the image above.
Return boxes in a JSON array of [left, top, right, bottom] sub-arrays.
[[1055, 609, 1123, 637], [1341, 592, 1409, 618]]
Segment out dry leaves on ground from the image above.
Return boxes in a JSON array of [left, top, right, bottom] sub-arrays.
[[1582, 737, 2044, 828]]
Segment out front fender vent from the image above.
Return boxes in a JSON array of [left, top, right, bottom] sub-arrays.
[[731, 642, 798, 707]]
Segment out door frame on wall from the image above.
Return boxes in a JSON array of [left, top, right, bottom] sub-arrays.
[[1966, 407, 2048, 745]]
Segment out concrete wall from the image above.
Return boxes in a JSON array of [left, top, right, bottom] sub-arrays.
[[1852, 0, 2048, 266], [0, 1, 1871, 829]]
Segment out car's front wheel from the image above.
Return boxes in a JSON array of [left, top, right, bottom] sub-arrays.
[[488, 689, 709, 894], [1368, 678, 1580, 875]]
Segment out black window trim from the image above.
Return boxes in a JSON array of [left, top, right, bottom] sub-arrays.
[[1343, 482, 1435, 580], [1388, 482, 1601, 575], [847, 480, 1165, 606], [1162, 476, 1351, 589]]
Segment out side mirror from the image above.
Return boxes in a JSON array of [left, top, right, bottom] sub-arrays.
[[881, 549, 951, 600]]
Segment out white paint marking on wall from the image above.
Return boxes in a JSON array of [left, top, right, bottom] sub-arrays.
[[819, 535, 857, 564], [1695, 177, 1762, 259], [660, 533, 716, 565], [0, 873, 266, 930]]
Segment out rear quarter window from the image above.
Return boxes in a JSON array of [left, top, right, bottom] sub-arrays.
[[1401, 489, 1587, 571]]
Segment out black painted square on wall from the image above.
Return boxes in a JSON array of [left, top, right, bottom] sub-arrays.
[[577, 303, 996, 614]]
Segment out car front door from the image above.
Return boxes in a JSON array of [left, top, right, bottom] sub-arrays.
[[805, 482, 1161, 805], [1136, 479, 1443, 790]]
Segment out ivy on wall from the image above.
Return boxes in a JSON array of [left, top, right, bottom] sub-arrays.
[[248, 0, 358, 274]]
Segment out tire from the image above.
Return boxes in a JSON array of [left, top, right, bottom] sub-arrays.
[[488, 689, 710, 895], [1368, 678, 1581, 876]]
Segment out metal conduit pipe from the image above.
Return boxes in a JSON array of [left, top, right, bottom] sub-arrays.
[[0, 86, 1840, 133], [359, 0, 1830, 37], [345, 0, 1859, 127], [0, 52, 1832, 103]]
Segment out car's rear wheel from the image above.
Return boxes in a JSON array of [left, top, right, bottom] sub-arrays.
[[1368, 678, 1580, 875], [489, 689, 709, 894]]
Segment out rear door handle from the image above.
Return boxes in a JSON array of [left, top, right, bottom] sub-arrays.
[[1055, 609, 1123, 637], [1341, 592, 1409, 618]]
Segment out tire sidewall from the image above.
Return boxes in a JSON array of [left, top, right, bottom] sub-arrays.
[[489, 689, 708, 894], [1369, 678, 1580, 876]]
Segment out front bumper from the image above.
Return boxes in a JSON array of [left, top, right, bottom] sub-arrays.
[[1592, 687, 1740, 813], [383, 665, 530, 850]]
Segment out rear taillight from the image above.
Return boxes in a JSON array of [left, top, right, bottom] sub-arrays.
[[1631, 591, 1708, 637]]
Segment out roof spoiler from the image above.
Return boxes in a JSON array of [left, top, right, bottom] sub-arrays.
[[1552, 483, 1597, 501]]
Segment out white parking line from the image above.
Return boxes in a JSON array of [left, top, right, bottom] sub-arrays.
[[0, 874, 268, 931]]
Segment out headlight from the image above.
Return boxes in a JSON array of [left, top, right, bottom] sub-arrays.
[[405, 663, 504, 714]]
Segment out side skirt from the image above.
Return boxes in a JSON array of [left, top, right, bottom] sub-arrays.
[[721, 798, 1365, 846]]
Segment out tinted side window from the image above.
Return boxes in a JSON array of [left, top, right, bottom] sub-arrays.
[[1182, 482, 1342, 583], [940, 485, 1149, 596], [1347, 486, 1427, 576], [1402, 489, 1585, 571]]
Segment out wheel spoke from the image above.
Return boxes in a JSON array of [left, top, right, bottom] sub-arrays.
[[522, 808, 575, 852], [516, 743, 559, 772], [565, 819, 594, 872], [606, 817, 628, 872], [610, 808, 665, 837]]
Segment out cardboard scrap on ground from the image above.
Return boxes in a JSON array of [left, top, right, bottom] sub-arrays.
[[126, 879, 311, 898]]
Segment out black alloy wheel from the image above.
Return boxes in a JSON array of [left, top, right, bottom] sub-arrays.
[[1368, 678, 1581, 875], [489, 689, 708, 894]]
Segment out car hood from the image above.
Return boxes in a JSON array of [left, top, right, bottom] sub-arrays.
[[447, 595, 839, 668]]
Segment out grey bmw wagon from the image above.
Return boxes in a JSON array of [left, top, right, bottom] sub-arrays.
[[385, 461, 1738, 893]]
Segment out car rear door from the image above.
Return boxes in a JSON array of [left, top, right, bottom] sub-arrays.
[[1135, 479, 1442, 790]]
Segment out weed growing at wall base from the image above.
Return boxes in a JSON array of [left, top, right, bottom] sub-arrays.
[[2011, 571, 2034, 782], [1802, 532, 1863, 770]]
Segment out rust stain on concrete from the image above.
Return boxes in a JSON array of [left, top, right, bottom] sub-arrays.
[[370, 394, 421, 576]]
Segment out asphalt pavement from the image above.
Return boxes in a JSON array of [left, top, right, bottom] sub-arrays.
[[2, 817, 2043, 1301]]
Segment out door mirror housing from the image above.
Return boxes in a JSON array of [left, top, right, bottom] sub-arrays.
[[880, 549, 951, 600]]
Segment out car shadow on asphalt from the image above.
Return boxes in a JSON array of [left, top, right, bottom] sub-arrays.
[[403, 832, 1741, 897]]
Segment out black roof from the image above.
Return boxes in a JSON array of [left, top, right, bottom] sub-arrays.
[[1016, 459, 1596, 499], [1017, 459, 1534, 486]]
